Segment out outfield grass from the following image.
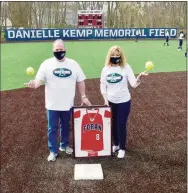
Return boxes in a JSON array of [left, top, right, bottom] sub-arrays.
[[1, 40, 187, 91]]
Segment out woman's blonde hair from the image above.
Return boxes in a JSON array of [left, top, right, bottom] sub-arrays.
[[105, 45, 127, 67]]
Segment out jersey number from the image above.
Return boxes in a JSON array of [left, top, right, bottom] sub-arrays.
[[96, 134, 100, 140]]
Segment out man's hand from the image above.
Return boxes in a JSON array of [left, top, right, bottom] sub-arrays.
[[81, 97, 92, 106], [24, 79, 42, 89], [77, 81, 91, 106]]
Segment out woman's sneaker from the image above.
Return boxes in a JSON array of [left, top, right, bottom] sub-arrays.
[[47, 152, 58, 162], [112, 145, 119, 153], [117, 150, 125, 158], [59, 146, 73, 154]]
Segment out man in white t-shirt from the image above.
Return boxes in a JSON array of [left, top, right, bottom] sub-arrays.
[[24, 39, 91, 162]]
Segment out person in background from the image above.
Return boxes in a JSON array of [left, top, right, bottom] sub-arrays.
[[135, 29, 140, 42], [24, 39, 91, 162], [100, 45, 148, 159], [179, 29, 184, 35], [164, 29, 170, 46], [178, 30, 184, 51]]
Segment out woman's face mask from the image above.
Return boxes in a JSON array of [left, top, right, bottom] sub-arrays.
[[110, 56, 121, 64]]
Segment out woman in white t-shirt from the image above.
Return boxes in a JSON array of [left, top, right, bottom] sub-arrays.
[[100, 45, 148, 158]]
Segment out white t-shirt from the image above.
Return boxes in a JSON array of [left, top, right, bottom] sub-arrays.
[[136, 30, 140, 35], [35, 57, 86, 111], [100, 64, 140, 103], [179, 33, 184, 39], [165, 31, 169, 37]]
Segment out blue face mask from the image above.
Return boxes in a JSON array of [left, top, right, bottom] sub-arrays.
[[54, 51, 66, 60]]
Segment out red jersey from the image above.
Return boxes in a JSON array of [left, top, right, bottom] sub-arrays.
[[74, 109, 111, 152]]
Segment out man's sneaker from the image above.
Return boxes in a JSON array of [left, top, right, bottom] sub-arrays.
[[112, 145, 119, 153], [117, 150, 125, 158], [59, 146, 73, 154], [47, 152, 58, 162]]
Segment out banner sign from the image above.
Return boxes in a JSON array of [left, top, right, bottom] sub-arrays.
[[73, 106, 112, 158], [5, 28, 177, 41]]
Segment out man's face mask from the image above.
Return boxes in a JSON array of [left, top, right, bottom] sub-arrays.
[[54, 50, 66, 60], [110, 56, 121, 64]]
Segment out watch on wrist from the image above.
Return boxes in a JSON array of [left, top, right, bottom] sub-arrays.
[[81, 95, 87, 99]]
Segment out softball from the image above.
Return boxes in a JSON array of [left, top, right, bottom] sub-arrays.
[[26, 67, 34, 76], [145, 61, 153, 70]]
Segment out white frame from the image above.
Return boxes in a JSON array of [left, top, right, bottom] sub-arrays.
[[72, 106, 112, 158]]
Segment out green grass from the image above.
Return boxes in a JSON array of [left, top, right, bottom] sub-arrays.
[[1, 40, 187, 91]]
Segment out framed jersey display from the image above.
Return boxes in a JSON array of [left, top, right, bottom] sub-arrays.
[[73, 106, 112, 158]]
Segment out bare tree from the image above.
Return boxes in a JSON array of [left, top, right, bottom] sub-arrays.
[[7, 2, 31, 27], [4, 1, 186, 29]]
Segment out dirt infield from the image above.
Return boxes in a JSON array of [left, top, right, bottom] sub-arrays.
[[1, 72, 187, 193]]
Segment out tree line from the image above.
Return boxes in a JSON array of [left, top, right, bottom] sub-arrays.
[[1, 1, 186, 29]]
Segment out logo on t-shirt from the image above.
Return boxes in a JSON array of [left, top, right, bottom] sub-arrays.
[[106, 73, 123, 83], [53, 68, 72, 78]]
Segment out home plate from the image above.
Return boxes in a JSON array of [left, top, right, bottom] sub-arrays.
[[74, 164, 104, 180]]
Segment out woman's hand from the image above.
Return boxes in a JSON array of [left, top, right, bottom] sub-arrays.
[[102, 93, 109, 106], [104, 98, 109, 106], [137, 71, 149, 80]]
